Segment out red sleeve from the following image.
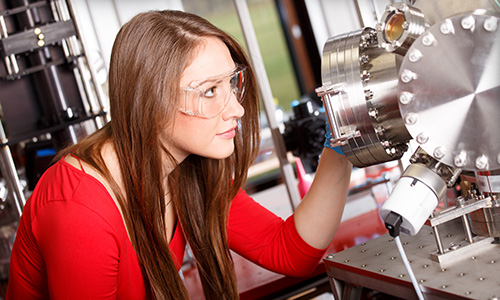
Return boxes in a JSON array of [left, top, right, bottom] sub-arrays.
[[227, 190, 327, 277], [33, 200, 120, 299]]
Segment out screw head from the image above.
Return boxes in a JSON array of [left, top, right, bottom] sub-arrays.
[[475, 155, 488, 170], [461, 15, 475, 30], [484, 16, 498, 32], [454, 151, 467, 167], [399, 91, 413, 105], [434, 146, 446, 159], [404, 113, 417, 125], [408, 49, 422, 62], [400, 69, 416, 83], [416, 132, 429, 144], [422, 33, 435, 46], [440, 20, 454, 34]]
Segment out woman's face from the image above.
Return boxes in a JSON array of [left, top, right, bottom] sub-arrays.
[[166, 37, 245, 162]]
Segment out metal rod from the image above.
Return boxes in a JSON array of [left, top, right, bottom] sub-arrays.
[[233, 0, 301, 210], [0, 122, 24, 216], [432, 225, 444, 254], [461, 214, 474, 244]]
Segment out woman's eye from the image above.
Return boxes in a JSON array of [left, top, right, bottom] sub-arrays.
[[203, 86, 217, 98]]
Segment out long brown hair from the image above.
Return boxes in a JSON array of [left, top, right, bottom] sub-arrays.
[[58, 10, 260, 299]]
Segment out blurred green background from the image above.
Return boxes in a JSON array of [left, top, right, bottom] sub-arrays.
[[183, 0, 301, 113]]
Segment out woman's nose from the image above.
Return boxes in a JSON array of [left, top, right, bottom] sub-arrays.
[[222, 91, 245, 120]]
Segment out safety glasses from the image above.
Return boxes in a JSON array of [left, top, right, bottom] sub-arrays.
[[179, 64, 247, 119]]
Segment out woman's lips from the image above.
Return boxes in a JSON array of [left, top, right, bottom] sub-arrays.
[[217, 127, 236, 139]]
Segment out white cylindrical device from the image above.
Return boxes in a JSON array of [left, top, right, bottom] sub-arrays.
[[380, 163, 447, 236]]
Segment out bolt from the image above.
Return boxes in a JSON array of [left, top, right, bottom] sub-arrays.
[[375, 126, 385, 136], [399, 91, 413, 105], [422, 33, 435, 46], [400, 69, 416, 83], [408, 49, 422, 62], [364, 89, 374, 100], [369, 108, 379, 119], [440, 20, 454, 34], [434, 146, 446, 159], [402, 21, 409, 30], [359, 54, 369, 64], [416, 133, 429, 144], [454, 151, 467, 167], [484, 16, 498, 32], [404, 113, 417, 125], [34, 27, 41, 35], [361, 70, 371, 81], [362, 264, 367, 268], [37, 40, 45, 47], [461, 15, 475, 30], [326, 254, 334, 259], [476, 155, 488, 170], [391, 40, 401, 48]]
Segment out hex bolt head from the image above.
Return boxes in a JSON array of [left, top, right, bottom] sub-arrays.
[[416, 132, 429, 144], [454, 151, 467, 167], [408, 49, 422, 62], [404, 113, 417, 125], [400, 69, 416, 83], [484, 16, 498, 32], [461, 15, 475, 30], [422, 33, 435, 46], [475, 155, 488, 170], [399, 91, 413, 105], [440, 20, 454, 34], [434, 146, 446, 159]]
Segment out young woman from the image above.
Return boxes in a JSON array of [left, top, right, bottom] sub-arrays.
[[7, 10, 351, 300]]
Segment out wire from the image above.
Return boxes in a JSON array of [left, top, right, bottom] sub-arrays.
[[394, 236, 425, 300]]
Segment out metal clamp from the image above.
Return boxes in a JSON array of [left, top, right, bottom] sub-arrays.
[[316, 82, 360, 148]]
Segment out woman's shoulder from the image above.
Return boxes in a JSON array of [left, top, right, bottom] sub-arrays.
[[28, 156, 123, 226]]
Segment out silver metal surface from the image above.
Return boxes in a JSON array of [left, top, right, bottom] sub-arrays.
[[319, 27, 410, 168], [376, 2, 426, 55], [414, 0, 500, 26], [403, 163, 447, 199], [325, 219, 500, 299], [398, 11, 500, 172]]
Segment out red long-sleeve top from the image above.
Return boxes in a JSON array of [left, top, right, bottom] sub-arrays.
[[7, 158, 326, 299]]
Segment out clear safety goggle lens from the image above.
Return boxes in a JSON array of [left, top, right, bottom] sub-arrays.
[[179, 64, 247, 119]]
